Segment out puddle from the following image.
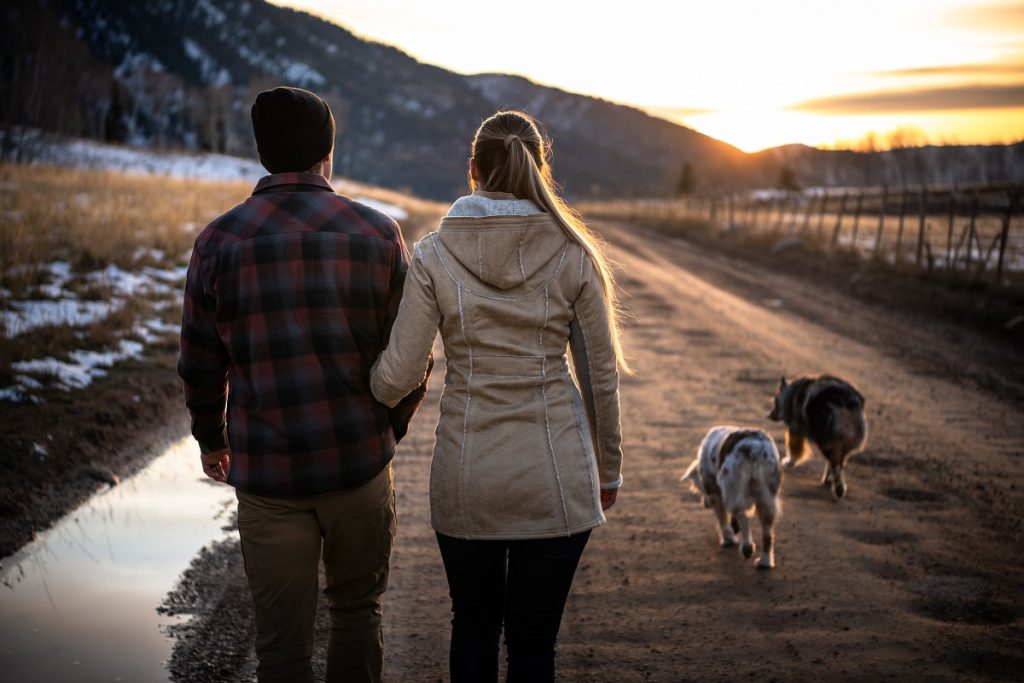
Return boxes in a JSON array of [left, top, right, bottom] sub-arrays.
[[0, 436, 237, 682]]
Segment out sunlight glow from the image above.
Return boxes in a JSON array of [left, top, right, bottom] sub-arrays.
[[269, 0, 1024, 151]]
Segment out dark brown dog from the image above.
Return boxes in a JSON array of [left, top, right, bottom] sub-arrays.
[[768, 375, 867, 499]]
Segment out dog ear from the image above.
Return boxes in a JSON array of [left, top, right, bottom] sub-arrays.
[[778, 375, 787, 390]]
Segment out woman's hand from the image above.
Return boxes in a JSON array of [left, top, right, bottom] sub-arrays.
[[600, 487, 618, 511]]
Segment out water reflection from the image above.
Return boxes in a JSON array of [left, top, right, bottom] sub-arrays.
[[0, 436, 236, 682]]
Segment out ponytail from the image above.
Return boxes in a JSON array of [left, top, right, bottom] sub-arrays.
[[471, 111, 631, 374]]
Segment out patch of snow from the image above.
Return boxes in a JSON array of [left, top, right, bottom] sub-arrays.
[[279, 60, 326, 87], [1, 260, 189, 337], [114, 52, 165, 80], [19, 135, 265, 182], [135, 317, 178, 344], [1, 300, 121, 337], [18, 376, 43, 390], [89, 264, 157, 297], [133, 247, 166, 263], [195, 0, 227, 26], [144, 318, 179, 335], [0, 386, 43, 404], [748, 189, 791, 201], [13, 339, 145, 391], [351, 196, 409, 221]]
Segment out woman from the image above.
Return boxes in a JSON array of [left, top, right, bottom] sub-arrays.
[[370, 110, 627, 682]]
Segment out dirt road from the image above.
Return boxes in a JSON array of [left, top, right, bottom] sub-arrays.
[[379, 220, 1024, 682], [166, 219, 1024, 682]]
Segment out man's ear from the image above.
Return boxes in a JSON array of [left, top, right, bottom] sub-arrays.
[[321, 150, 333, 181], [468, 157, 481, 183]]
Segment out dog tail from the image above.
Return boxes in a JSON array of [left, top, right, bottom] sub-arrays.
[[680, 457, 700, 483], [679, 456, 704, 493], [831, 404, 868, 450]]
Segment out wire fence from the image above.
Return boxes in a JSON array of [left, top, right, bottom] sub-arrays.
[[583, 182, 1024, 287]]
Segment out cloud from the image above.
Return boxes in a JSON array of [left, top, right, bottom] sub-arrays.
[[944, 2, 1024, 32], [645, 105, 716, 119], [871, 62, 1024, 78], [789, 83, 1024, 114]]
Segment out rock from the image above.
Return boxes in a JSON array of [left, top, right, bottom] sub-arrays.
[[770, 236, 804, 254], [80, 465, 120, 486]]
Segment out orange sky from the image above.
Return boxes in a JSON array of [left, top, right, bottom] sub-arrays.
[[271, 0, 1024, 152]]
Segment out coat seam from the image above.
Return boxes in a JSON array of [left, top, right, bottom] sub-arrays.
[[430, 236, 569, 302], [540, 285, 571, 530], [575, 302, 606, 471], [566, 372, 599, 509], [456, 284, 473, 539], [517, 222, 527, 286]]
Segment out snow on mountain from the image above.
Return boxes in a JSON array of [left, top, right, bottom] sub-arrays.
[[17, 133, 265, 181]]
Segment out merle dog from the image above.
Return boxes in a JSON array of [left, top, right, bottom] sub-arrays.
[[682, 426, 782, 569]]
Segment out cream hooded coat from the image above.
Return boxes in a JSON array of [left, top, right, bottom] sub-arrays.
[[370, 191, 622, 540]]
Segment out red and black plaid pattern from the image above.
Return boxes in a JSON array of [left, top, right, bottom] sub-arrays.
[[178, 172, 425, 497]]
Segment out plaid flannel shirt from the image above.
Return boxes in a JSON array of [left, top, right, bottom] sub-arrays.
[[178, 172, 428, 497]]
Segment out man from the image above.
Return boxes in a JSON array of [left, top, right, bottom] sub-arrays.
[[178, 86, 428, 683]]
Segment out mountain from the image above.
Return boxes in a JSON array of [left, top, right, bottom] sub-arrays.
[[2, 0, 1021, 198]]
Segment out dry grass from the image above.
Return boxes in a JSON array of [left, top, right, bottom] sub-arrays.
[[0, 164, 252, 290], [335, 177, 448, 241], [0, 162, 447, 393]]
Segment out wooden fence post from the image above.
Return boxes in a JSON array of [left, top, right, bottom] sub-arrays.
[[874, 185, 888, 258], [831, 192, 848, 250], [964, 192, 979, 273], [801, 193, 815, 235], [895, 188, 908, 263], [850, 191, 865, 251], [816, 192, 828, 238], [946, 188, 957, 271], [995, 188, 1018, 285], [916, 186, 928, 267]]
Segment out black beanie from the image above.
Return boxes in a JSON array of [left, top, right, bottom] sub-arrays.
[[251, 86, 336, 173]]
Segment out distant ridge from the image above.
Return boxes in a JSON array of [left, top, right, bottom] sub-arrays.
[[1, 0, 1021, 198]]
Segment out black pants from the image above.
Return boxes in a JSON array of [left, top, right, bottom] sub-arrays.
[[435, 530, 591, 683]]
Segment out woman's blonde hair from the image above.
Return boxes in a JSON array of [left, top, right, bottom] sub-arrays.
[[470, 110, 630, 373]]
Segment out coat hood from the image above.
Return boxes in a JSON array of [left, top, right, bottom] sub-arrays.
[[435, 193, 568, 292]]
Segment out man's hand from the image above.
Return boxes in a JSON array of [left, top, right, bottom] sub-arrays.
[[201, 448, 231, 483], [600, 487, 618, 511]]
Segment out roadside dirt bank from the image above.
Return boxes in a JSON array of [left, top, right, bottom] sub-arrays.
[[0, 344, 186, 558]]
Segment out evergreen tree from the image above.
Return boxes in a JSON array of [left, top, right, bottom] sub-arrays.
[[676, 161, 696, 196], [777, 164, 800, 192], [104, 81, 128, 143]]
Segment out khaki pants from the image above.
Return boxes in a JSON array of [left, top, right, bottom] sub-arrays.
[[236, 466, 396, 683]]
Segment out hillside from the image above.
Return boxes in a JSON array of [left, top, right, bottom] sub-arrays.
[[3, 0, 747, 198], [1, 0, 1021, 198]]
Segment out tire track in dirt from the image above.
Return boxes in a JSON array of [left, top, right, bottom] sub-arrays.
[[381, 221, 1024, 682]]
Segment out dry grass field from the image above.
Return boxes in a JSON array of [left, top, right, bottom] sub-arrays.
[[0, 163, 445, 396], [0, 165, 251, 390]]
